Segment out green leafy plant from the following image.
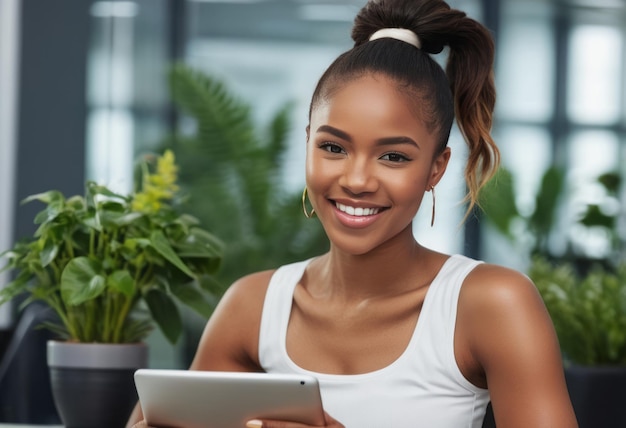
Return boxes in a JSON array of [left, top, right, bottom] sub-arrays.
[[529, 256, 626, 365], [480, 166, 565, 258], [164, 64, 328, 288], [481, 166, 623, 266], [0, 150, 223, 344]]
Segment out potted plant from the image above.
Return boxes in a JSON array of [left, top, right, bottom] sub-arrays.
[[0, 150, 223, 428], [528, 257, 626, 428]]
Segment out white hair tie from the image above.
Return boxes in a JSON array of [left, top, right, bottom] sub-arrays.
[[369, 28, 421, 49]]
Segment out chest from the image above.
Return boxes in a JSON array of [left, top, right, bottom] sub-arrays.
[[285, 288, 426, 375], [277, 284, 490, 428]]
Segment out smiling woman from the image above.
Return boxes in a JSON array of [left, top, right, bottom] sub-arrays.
[[305, 74, 446, 254], [128, 1, 578, 427]]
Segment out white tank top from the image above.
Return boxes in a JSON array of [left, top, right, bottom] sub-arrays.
[[258, 254, 490, 428]]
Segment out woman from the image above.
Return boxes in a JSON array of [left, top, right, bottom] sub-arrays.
[[130, 0, 577, 426]]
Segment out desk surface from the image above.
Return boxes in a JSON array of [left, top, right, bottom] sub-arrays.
[[0, 425, 63, 427]]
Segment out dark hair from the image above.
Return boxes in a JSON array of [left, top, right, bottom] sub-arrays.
[[309, 0, 499, 217]]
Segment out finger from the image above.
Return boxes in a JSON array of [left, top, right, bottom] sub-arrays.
[[245, 419, 311, 428], [132, 421, 168, 428], [245, 414, 344, 428], [323, 412, 344, 427]]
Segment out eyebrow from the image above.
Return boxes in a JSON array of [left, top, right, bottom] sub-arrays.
[[316, 125, 419, 149]]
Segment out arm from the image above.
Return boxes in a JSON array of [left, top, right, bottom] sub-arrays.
[[459, 265, 578, 428], [125, 270, 274, 428], [188, 270, 273, 371]]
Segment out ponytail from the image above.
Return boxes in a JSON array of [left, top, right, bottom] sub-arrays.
[[311, 0, 499, 219], [445, 15, 499, 216]]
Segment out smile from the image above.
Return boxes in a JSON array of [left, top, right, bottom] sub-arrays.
[[335, 202, 380, 216]]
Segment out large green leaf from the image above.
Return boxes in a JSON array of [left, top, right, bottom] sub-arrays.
[[530, 166, 564, 237], [111, 212, 143, 227], [597, 171, 621, 194], [107, 270, 135, 297], [0, 274, 31, 304], [479, 167, 519, 239], [149, 230, 195, 278], [21, 190, 65, 206], [40, 239, 59, 267], [169, 281, 216, 319], [175, 228, 223, 258], [196, 274, 226, 295], [579, 204, 616, 229], [82, 212, 102, 232], [144, 288, 182, 344], [61, 257, 106, 305], [86, 181, 128, 201]]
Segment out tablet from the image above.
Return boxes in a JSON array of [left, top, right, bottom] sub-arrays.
[[134, 369, 325, 428]]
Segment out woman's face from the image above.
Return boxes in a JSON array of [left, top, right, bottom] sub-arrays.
[[306, 74, 450, 255]]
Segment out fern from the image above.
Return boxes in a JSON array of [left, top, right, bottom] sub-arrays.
[[164, 64, 328, 291]]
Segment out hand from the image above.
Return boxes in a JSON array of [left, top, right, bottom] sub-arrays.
[[132, 421, 178, 428], [245, 412, 344, 428]]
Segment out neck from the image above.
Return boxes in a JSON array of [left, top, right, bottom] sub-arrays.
[[316, 226, 430, 302]]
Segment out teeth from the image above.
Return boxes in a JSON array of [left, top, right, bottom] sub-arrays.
[[336, 203, 380, 216]]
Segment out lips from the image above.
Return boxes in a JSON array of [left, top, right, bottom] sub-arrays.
[[326, 199, 388, 229]]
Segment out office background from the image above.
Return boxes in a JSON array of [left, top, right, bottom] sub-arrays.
[[0, 0, 625, 374]]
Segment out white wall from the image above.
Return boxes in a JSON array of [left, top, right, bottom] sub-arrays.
[[0, 0, 21, 328]]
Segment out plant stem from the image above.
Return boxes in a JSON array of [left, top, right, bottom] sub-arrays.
[[89, 229, 95, 257], [84, 299, 94, 342], [103, 292, 112, 342], [113, 295, 133, 343], [47, 295, 77, 339], [64, 235, 75, 260], [49, 262, 60, 285]]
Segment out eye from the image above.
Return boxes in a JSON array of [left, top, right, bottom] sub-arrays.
[[319, 142, 345, 155], [380, 152, 410, 162]]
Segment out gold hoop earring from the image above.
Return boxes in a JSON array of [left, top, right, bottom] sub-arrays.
[[430, 186, 436, 227], [302, 188, 316, 219]]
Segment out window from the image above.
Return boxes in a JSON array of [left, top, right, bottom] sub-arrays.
[[86, 0, 171, 194], [486, 0, 626, 270], [568, 25, 622, 125]]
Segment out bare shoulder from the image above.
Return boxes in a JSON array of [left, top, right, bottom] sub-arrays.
[[457, 262, 577, 426], [457, 262, 556, 370], [206, 269, 277, 329], [189, 269, 276, 371], [219, 269, 277, 310], [460, 262, 543, 315]]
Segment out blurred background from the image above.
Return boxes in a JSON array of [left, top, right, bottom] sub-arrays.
[[0, 0, 625, 410]]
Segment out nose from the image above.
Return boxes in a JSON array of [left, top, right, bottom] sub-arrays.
[[337, 157, 378, 195]]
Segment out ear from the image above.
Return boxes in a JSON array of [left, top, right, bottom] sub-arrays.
[[428, 147, 451, 189], [305, 125, 310, 143]]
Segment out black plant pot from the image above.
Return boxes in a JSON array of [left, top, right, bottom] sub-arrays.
[[565, 364, 626, 428], [47, 341, 148, 428]]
